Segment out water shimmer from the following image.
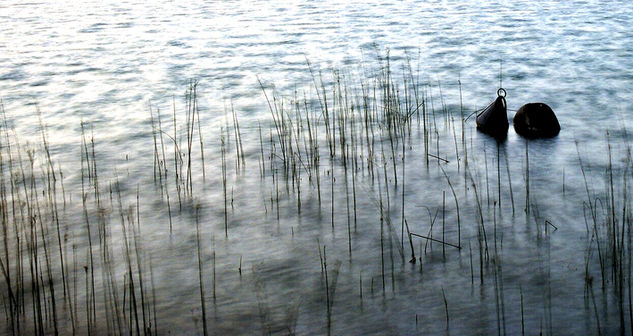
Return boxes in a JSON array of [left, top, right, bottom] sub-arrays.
[[1, 1, 632, 334]]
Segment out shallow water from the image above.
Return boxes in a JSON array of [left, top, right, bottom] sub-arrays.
[[1, 0, 633, 335]]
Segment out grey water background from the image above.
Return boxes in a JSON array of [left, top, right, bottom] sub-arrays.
[[1, 0, 633, 334]]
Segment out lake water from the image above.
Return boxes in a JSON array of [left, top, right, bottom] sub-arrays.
[[1, 0, 633, 335]]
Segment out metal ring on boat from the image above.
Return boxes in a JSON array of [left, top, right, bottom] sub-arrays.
[[497, 88, 506, 97]]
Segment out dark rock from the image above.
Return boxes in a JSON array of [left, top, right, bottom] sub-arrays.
[[513, 103, 560, 138]]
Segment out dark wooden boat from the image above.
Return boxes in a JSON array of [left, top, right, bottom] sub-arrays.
[[476, 88, 508, 140]]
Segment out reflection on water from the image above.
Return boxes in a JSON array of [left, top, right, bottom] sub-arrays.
[[1, 0, 633, 335]]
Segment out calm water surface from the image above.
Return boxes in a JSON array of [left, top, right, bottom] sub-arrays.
[[1, 0, 633, 334]]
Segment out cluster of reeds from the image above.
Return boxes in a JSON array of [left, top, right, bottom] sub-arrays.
[[2, 53, 633, 335], [253, 54, 633, 333], [578, 132, 633, 334], [0, 108, 163, 335], [0, 78, 224, 334]]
